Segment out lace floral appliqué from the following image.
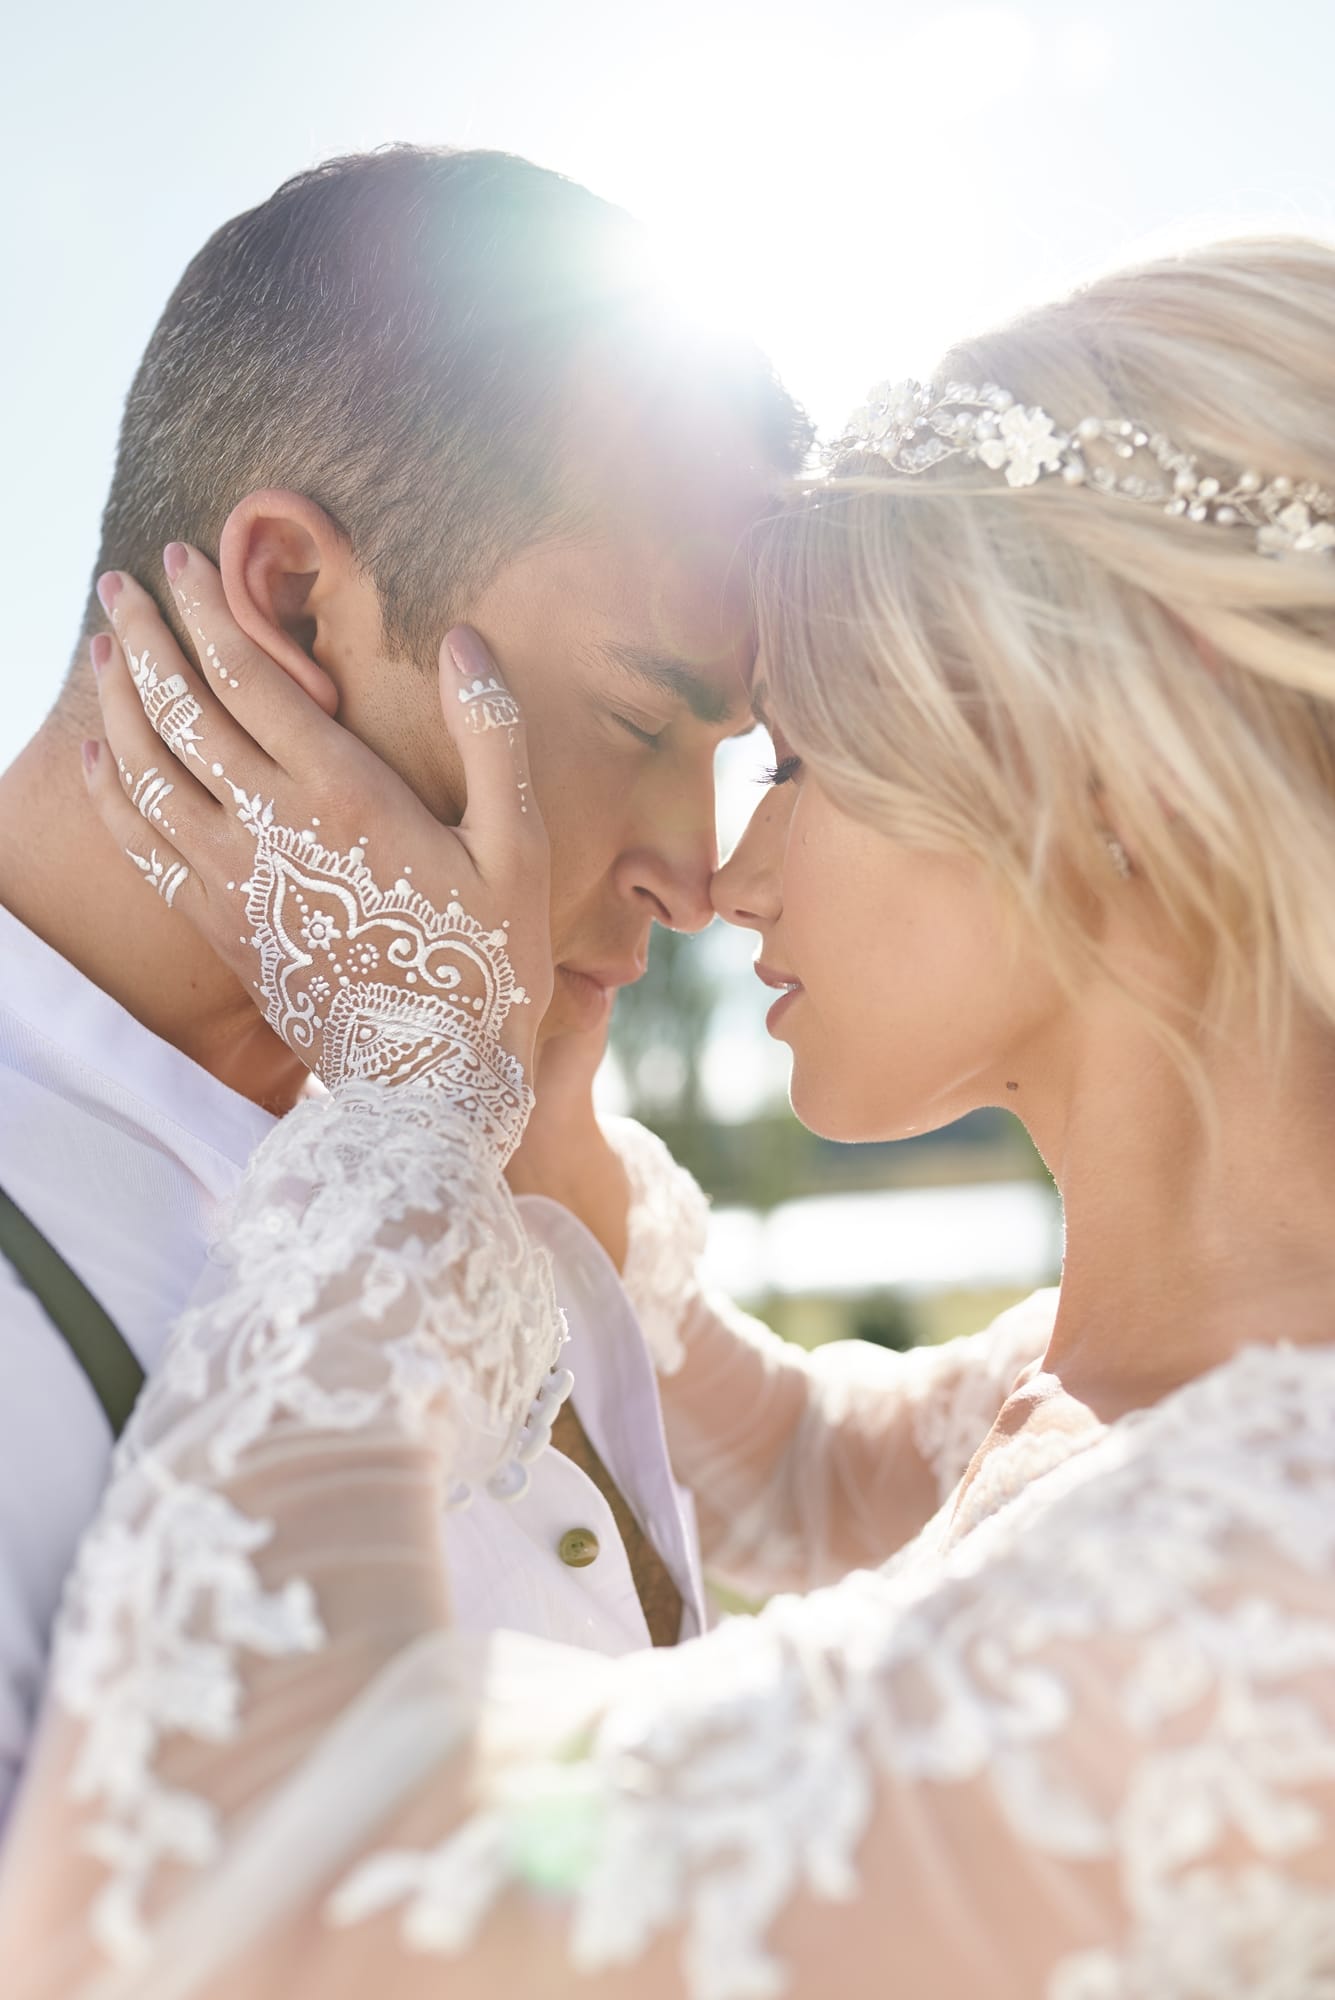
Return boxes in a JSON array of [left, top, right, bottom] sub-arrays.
[[55, 1081, 569, 1967], [331, 1339, 1335, 2000]]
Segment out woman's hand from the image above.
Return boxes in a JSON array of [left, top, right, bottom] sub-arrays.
[[83, 545, 551, 1158]]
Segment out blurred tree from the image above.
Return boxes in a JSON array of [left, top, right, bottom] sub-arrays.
[[609, 927, 719, 1136], [849, 1292, 917, 1352]]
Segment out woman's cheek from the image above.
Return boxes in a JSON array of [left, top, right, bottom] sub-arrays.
[[788, 799, 878, 955]]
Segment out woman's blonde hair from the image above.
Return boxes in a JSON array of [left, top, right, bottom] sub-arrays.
[[753, 236, 1335, 1083]]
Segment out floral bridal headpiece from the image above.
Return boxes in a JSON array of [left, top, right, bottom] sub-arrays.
[[824, 379, 1335, 562]]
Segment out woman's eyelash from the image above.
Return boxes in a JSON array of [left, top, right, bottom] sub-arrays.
[[760, 754, 803, 788]]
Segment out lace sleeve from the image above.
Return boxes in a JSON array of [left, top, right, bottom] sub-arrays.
[[601, 1115, 712, 1376], [0, 1079, 570, 1982], [6, 1312, 1332, 2000], [319, 1343, 1332, 2000], [605, 1117, 1056, 1594]]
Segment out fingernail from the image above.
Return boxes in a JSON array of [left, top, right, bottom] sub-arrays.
[[163, 543, 188, 582], [90, 634, 113, 675], [445, 625, 491, 677], [81, 739, 101, 776], [95, 572, 122, 615]]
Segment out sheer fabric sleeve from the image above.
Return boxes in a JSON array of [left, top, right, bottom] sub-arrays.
[[2, 1168, 1332, 2000], [0, 1078, 572, 1991], [604, 1115, 1057, 1595]]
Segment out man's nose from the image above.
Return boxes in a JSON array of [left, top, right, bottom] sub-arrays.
[[614, 817, 718, 935]]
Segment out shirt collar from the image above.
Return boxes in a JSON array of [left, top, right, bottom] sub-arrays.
[[0, 899, 276, 1168]]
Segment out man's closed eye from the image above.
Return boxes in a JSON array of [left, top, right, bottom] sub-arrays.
[[613, 712, 668, 749]]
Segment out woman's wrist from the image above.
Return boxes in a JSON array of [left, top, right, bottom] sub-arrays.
[[600, 1117, 712, 1375]]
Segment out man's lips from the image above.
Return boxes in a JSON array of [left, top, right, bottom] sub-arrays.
[[557, 958, 648, 996]]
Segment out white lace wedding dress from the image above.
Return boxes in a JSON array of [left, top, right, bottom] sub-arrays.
[[1, 1081, 1333, 2000]]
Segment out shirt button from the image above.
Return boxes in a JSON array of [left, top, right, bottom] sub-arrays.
[[558, 1527, 600, 1568]]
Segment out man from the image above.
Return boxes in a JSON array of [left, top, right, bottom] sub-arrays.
[[0, 145, 810, 1826]]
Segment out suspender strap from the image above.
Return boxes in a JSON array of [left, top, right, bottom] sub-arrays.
[[0, 1185, 145, 1440]]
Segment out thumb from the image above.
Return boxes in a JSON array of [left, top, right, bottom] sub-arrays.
[[439, 625, 543, 856]]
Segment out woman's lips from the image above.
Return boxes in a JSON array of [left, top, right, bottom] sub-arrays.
[[754, 961, 803, 995], [754, 961, 804, 1033]]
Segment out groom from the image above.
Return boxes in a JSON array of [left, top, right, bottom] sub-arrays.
[[0, 146, 808, 1826]]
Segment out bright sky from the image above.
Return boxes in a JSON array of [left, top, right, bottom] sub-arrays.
[[4, 0, 1333, 1110]]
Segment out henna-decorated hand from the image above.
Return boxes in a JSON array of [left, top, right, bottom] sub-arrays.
[[83, 545, 551, 1163]]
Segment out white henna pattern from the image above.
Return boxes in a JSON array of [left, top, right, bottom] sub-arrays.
[[125, 641, 207, 765], [457, 675, 522, 734], [118, 756, 179, 838], [224, 783, 533, 1164], [127, 846, 190, 909], [175, 584, 240, 688]]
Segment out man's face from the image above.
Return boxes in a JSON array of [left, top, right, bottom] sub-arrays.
[[376, 461, 768, 1044]]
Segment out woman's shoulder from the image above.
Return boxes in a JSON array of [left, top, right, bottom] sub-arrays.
[[972, 1332, 1335, 1586]]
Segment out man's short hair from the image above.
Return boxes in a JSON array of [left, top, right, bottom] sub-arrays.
[[82, 146, 811, 670]]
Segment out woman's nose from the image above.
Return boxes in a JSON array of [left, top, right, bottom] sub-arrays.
[[711, 788, 788, 931]]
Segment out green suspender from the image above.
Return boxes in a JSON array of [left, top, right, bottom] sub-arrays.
[[0, 1185, 145, 1440]]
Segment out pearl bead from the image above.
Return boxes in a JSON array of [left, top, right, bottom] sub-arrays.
[[1062, 461, 1086, 485], [1197, 477, 1220, 500], [1214, 505, 1239, 526], [488, 1462, 529, 1502], [1188, 503, 1209, 521], [1076, 417, 1102, 441], [1272, 476, 1294, 497], [1174, 470, 1196, 495], [1238, 470, 1262, 493]]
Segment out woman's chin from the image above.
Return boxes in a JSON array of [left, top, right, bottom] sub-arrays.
[[788, 1065, 951, 1146], [787, 1069, 888, 1145]]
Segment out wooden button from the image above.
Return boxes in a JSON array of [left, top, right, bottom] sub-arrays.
[[558, 1527, 600, 1569]]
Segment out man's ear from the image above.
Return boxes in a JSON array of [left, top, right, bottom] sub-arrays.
[[217, 491, 354, 718]]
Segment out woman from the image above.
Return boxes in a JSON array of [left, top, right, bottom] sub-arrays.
[[3, 235, 1335, 1998]]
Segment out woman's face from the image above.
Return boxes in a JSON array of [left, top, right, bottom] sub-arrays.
[[711, 692, 1068, 1142]]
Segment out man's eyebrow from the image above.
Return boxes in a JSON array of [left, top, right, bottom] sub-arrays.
[[595, 641, 749, 729]]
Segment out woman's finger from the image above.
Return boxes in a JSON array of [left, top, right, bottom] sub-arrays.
[[91, 633, 222, 852], [79, 736, 202, 918], [97, 569, 271, 811], [163, 543, 343, 776], [442, 626, 546, 858]]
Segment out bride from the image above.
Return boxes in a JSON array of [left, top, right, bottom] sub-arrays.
[[2, 234, 1334, 1999]]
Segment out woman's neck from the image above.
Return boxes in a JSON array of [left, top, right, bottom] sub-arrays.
[[1022, 988, 1335, 1421]]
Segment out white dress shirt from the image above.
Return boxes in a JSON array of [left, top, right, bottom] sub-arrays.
[[0, 900, 704, 1831]]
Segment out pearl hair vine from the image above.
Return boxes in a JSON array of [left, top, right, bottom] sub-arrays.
[[824, 379, 1335, 562]]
